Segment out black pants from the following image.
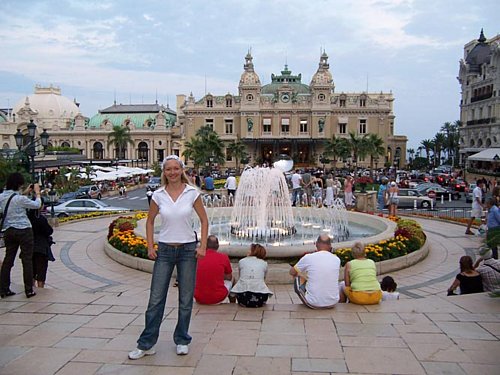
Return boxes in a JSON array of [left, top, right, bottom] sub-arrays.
[[1, 228, 34, 293], [235, 291, 268, 308], [33, 252, 49, 282]]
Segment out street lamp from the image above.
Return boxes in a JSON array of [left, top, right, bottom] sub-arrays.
[[14, 119, 50, 182], [48, 187, 57, 218]]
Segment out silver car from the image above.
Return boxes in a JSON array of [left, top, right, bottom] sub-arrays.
[[398, 188, 434, 209], [53, 199, 130, 218]]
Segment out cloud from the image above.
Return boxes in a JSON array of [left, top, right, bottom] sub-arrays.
[[143, 13, 154, 22]]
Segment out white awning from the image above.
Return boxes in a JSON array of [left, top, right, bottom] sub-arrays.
[[468, 148, 500, 162]]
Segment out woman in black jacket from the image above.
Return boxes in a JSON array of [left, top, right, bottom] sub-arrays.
[[28, 205, 55, 288]]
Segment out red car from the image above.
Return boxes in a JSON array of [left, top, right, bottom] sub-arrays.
[[452, 179, 468, 192]]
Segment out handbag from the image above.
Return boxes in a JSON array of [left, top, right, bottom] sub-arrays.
[[0, 193, 17, 248]]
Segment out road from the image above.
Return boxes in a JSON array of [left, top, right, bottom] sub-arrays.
[[102, 187, 477, 216], [102, 186, 150, 211]]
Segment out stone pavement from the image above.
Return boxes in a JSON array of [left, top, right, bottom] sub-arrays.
[[0, 216, 499, 374]]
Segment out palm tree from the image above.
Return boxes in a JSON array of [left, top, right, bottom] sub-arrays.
[[226, 139, 248, 174], [108, 125, 134, 160], [183, 125, 225, 173], [323, 135, 350, 176], [420, 139, 434, 166], [346, 132, 367, 173], [363, 134, 385, 179], [433, 133, 446, 167], [407, 148, 415, 166]]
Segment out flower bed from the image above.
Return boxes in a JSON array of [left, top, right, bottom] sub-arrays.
[[107, 212, 152, 258], [58, 211, 134, 223], [108, 214, 425, 268], [334, 218, 425, 266]]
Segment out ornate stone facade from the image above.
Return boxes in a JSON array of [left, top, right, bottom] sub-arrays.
[[0, 85, 181, 167], [458, 30, 500, 164], [177, 52, 407, 170]]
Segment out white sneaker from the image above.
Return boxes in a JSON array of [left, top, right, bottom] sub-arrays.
[[128, 347, 156, 360], [176, 344, 189, 355]]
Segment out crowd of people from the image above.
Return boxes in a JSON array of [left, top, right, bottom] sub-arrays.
[[3, 160, 498, 361]]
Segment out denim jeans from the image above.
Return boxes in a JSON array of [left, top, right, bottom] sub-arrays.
[[292, 188, 302, 206], [137, 241, 197, 350]]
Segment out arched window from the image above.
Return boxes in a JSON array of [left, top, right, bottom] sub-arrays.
[[3, 143, 9, 149], [478, 139, 483, 147], [61, 141, 71, 148], [138, 141, 148, 162], [486, 138, 491, 147], [93, 142, 104, 160], [470, 139, 475, 147]]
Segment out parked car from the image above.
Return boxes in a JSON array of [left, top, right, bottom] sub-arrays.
[[419, 185, 461, 200], [76, 185, 101, 200], [398, 188, 434, 209], [57, 191, 78, 204], [53, 199, 130, 218], [452, 178, 468, 192], [147, 177, 161, 191]]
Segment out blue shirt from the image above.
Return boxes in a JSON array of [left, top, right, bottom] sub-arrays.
[[487, 205, 500, 229], [204, 176, 214, 191], [378, 184, 387, 199], [0, 190, 42, 230]]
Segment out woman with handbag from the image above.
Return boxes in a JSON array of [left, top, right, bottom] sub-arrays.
[[0, 173, 42, 298]]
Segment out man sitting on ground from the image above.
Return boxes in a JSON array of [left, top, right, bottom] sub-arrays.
[[474, 247, 500, 292], [194, 235, 234, 304], [289, 234, 341, 309]]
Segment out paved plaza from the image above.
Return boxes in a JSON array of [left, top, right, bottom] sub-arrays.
[[0, 216, 499, 374]]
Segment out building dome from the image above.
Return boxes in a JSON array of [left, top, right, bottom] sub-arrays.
[[465, 29, 492, 73], [310, 52, 333, 86], [261, 65, 310, 95], [239, 52, 261, 86], [13, 85, 80, 120]]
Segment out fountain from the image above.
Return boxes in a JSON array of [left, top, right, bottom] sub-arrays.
[[230, 166, 296, 242], [136, 157, 396, 258]]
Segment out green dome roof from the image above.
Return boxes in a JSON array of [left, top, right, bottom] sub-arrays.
[[261, 65, 310, 95]]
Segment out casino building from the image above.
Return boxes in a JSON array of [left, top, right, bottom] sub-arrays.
[[177, 51, 407, 170]]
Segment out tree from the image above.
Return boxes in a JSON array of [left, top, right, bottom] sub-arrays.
[[108, 125, 134, 160], [323, 135, 350, 176], [363, 134, 385, 179], [407, 148, 415, 167], [183, 125, 225, 173], [346, 132, 367, 173], [226, 139, 248, 174], [433, 133, 447, 167], [420, 139, 434, 166]]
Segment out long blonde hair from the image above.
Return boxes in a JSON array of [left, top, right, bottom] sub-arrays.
[[160, 155, 193, 187]]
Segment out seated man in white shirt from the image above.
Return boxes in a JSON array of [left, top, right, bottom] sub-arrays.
[[289, 234, 341, 309]]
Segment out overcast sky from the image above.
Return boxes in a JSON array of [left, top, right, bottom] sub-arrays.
[[1, 0, 499, 150]]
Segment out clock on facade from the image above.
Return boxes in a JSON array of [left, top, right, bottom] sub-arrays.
[[281, 93, 290, 103]]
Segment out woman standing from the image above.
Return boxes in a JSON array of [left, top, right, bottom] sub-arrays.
[[230, 243, 273, 307], [0, 173, 42, 298], [28, 204, 55, 288], [129, 155, 208, 359], [324, 174, 335, 207], [386, 181, 399, 217], [377, 178, 388, 213]]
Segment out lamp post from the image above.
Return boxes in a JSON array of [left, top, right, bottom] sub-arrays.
[[14, 119, 49, 182], [48, 187, 57, 218]]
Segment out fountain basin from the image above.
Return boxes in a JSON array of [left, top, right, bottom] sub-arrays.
[[135, 209, 397, 258]]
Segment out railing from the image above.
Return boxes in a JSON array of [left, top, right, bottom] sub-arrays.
[[397, 206, 473, 219]]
